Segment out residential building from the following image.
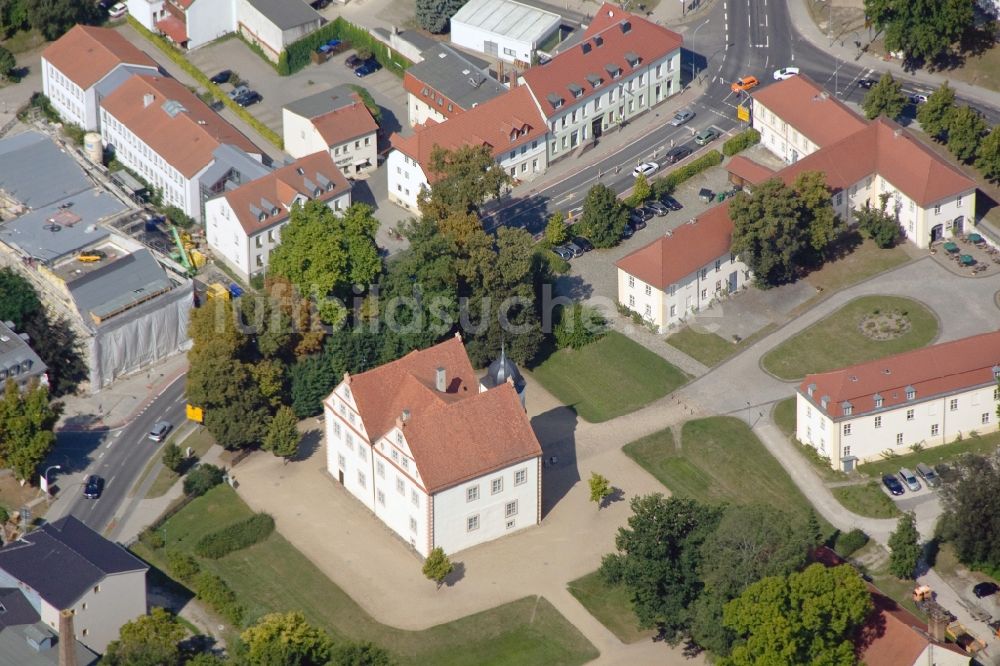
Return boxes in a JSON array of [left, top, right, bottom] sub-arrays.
[[41, 25, 159, 131], [450, 0, 562, 64], [521, 3, 683, 164], [615, 205, 752, 332], [205, 151, 352, 280], [387, 84, 547, 210], [0, 320, 47, 391], [235, 0, 325, 62], [796, 331, 1000, 472], [100, 74, 263, 221], [0, 588, 98, 665], [751, 75, 977, 248], [403, 43, 506, 127], [152, 0, 235, 50], [282, 86, 379, 175], [323, 334, 543, 556], [0, 516, 147, 653]]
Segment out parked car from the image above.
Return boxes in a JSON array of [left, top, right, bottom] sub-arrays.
[[669, 110, 695, 126], [621, 223, 635, 239], [858, 78, 877, 89], [664, 146, 692, 164], [628, 215, 647, 231], [646, 201, 670, 217], [915, 462, 940, 487], [730, 75, 759, 93], [632, 162, 659, 178], [228, 85, 250, 101], [355, 60, 381, 77], [235, 91, 262, 107], [660, 195, 683, 211], [108, 2, 127, 18], [83, 475, 104, 499], [899, 467, 921, 492], [910, 93, 929, 104], [773, 67, 800, 80], [148, 421, 172, 442], [345, 54, 363, 69], [973, 582, 999, 598], [882, 474, 905, 496], [934, 462, 958, 483], [564, 240, 584, 258], [694, 128, 720, 146], [209, 100, 225, 112], [630, 207, 653, 223], [572, 236, 594, 252], [553, 245, 575, 261], [210, 70, 232, 85]]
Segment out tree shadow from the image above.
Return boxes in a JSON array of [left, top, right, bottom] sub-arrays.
[[376, 107, 402, 144], [854, 592, 891, 653], [443, 560, 466, 588], [51, 429, 108, 474], [552, 273, 594, 301], [482, 193, 552, 237], [531, 406, 580, 517], [599, 486, 626, 509], [350, 178, 378, 210], [292, 428, 322, 463], [915, 538, 940, 577]]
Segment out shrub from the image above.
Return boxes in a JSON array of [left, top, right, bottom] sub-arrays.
[[163, 205, 194, 229], [722, 128, 761, 156], [166, 550, 200, 582], [834, 528, 869, 558], [0, 506, 8, 524], [554, 303, 608, 350], [194, 513, 275, 559], [348, 84, 382, 124], [194, 573, 244, 626], [162, 443, 184, 473], [184, 464, 225, 497], [652, 150, 723, 197], [282, 17, 412, 77], [140, 527, 165, 550]]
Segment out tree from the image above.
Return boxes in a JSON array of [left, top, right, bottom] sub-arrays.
[[28, 0, 97, 41], [588, 472, 613, 507], [418, 145, 512, 218], [347, 84, 381, 124], [422, 546, 454, 588], [864, 0, 973, 65], [626, 173, 651, 207], [329, 642, 394, 666], [415, 0, 468, 33], [102, 607, 186, 666], [888, 512, 921, 579], [855, 193, 901, 248], [720, 563, 873, 666], [0, 379, 59, 483], [554, 303, 607, 350], [0, 268, 41, 327], [544, 211, 568, 247], [238, 611, 332, 666], [946, 105, 988, 163], [579, 183, 629, 249], [862, 72, 907, 121], [792, 170, 839, 255], [730, 179, 809, 287], [0, 45, 13, 81], [183, 464, 225, 497], [161, 442, 183, 473], [804, 509, 823, 547], [599, 494, 722, 641], [917, 81, 956, 140], [977, 126, 1000, 184], [938, 452, 1000, 570], [263, 406, 300, 461]]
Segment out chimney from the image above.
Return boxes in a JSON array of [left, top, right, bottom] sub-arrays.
[[927, 606, 948, 642], [435, 367, 446, 392], [343, 371, 351, 385], [894, 127, 903, 138], [59, 609, 77, 666], [143, 93, 154, 108]]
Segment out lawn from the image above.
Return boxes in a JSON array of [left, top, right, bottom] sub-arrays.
[[831, 483, 900, 518], [761, 296, 938, 380], [566, 571, 654, 644], [666, 325, 778, 368], [804, 238, 911, 294], [132, 486, 598, 666], [530, 331, 688, 422], [773, 397, 796, 438], [857, 430, 1000, 478], [146, 429, 218, 498]]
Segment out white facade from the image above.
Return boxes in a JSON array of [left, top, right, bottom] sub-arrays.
[[497, 135, 547, 180], [407, 93, 447, 128], [796, 383, 1000, 472], [386, 149, 429, 211], [185, 0, 237, 48], [752, 101, 824, 164], [450, 0, 561, 64], [204, 189, 350, 280], [282, 108, 378, 176], [42, 59, 157, 131], [236, 0, 322, 61], [38, 570, 147, 653], [127, 0, 168, 31]]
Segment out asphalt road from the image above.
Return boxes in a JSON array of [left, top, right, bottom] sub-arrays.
[[51, 376, 188, 534]]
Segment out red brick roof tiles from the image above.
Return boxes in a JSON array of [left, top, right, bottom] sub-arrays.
[[726, 155, 775, 185], [751, 74, 868, 149], [42, 25, 158, 90], [310, 99, 379, 147]]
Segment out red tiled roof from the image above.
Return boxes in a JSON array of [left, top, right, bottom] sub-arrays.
[[389, 85, 546, 179], [522, 3, 682, 119], [403, 72, 464, 120], [221, 151, 351, 236], [341, 335, 542, 493], [100, 74, 261, 178], [41, 25, 158, 90], [311, 98, 379, 147], [615, 204, 733, 289], [156, 15, 189, 44], [799, 330, 1000, 419], [751, 74, 868, 149], [726, 155, 775, 185]]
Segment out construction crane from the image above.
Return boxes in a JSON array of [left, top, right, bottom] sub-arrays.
[[167, 222, 195, 276]]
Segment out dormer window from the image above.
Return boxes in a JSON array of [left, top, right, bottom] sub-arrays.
[[905, 386, 916, 400], [624, 51, 640, 67], [326, 181, 333, 191], [841, 401, 853, 416], [258, 212, 266, 222], [271, 207, 279, 215], [807, 383, 816, 397], [605, 63, 621, 79], [314, 187, 323, 196], [994, 364, 1000, 379], [873, 393, 883, 408], [568, 83, 584, 98]]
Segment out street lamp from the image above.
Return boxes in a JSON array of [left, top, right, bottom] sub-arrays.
[[689, 19, 711, 82], [43, 465, 61, 495], [746, 401, 752, 426]]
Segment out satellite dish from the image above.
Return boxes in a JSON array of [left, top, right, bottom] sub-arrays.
[[43, 224, 61, 232]]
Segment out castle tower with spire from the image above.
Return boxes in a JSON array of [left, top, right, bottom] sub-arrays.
[[482, 344, 527, 410]]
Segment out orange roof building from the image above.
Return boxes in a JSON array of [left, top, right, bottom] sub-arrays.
[[41, 25, 159, 131], [323, 334, 543, 556], [282, 86, 379, 176]]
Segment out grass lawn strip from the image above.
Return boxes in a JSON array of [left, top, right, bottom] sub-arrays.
[[761, 295, 937, 381], [773, 397, 796, 437], [665, 328, 737, 367], [857, 431, 1000, 478], [830, 483, 900, 518], [566, 571, 654, 644], [804, 238, 911, 294], [132, 486, 598, 666], [147, 429, 218, 499], [530, 331, 688, 423]]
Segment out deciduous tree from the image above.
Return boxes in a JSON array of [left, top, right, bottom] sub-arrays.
[[939, 452, 1000, 570], [161, 443, 183, 473], [864, 0, 973, 65], [946, 105, 988, 163], [102, 607, 185, 666], [0, 45, 14, 81], [917, 82, 956, 140], [555, 303, 607, 350], [544, 211, 568, 247], [588, 472, 613, 507], [238, 611, 332, 666], [792, 170, 839, 255], [418, 145, 512, 218], [0, 379, 59, 483], [579, 183, 628, 249], [422, 546, 454, 587], [263, 406, 300, 461], [329, 642, 394, 666], [855, 193, 901, 248], [627, 173, 651, 207], [730, 179, 808, 287], [862, 72, 907, 121], [976, 126, 1000, 184], [888, 512, 921, 579], [415, 0, 468, 33]]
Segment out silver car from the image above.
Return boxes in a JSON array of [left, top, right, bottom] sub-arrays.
[[148, 421, 172, 442], [915, 463, 940, 488], [899, 467, 921, 492], [669, 110, 695, 126]]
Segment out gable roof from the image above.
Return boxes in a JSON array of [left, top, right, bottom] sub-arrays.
[[451, 0, 561, 43], [311, 100, 379, 147], [403, 44, 506, 117], [389, 85, 546, 178], [799, 330, 1000, 419], [858, 590, 968, 666], [41, 25, 158, 90], [616, 204, 734, 289], [220, 150, 351, 236], [339, 335, 542, 493], [522, 3, 682, 118], [243, 0, 324, 29], [751, 74, 868, 149], [726, 154, 775, 186], [100, 74, 261, 178], [0, 516, 147, 610]]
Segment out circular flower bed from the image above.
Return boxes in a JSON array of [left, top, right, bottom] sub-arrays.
[[858, 309, 912, 341]]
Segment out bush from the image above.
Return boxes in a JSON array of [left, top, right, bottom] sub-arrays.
[[281, 18, 412, 77], [140, 527, 165, 550], [162, 443, 184, 473], [26, 92, 59, 123], [183, 464, 225, 497], [194, 513, 275, 559], [833, 528, 869, 558], [554, 303, 608, 350], [652, 150, 723, 197], [722, 128, 761, 156], [163, 205, 194, 229], [194, 573, 244, 626], [348, 84, 381, 124], [166, 550, 200, 582], [0, 506, 8, 524]]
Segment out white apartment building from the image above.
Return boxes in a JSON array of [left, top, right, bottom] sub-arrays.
[[282, 87, 379, 176], [450, 0, 561, 64], [236, 0, 324, 61], [41, 25, 159, 131], [616, 205, 752, 332], [796, 331, 1000, 472], [204, 151, 352, 280], [402, 43, 505, 128], [323, 335, 542, 556]]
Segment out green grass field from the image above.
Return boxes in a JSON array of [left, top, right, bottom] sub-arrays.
[[132, 486, 598, 666], [773, 397, 797, 438], [531, 331, 688, 422], [761, 296, 938, 380], [857, 431, 1000, 478], [146, 429, 218, 498], [665, 325, 777, 368], [831, 483, 900, 518], [804, 238, 911, 294], [566, 571, 654, 644]]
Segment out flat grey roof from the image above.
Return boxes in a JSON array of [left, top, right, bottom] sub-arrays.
[[0, 623, 98, 666], [284, 84, 362, 120], [0, 190, 125, 264], [244, 0, 323, 30], [372, 27, 438, 56], [452, 0, 562, 44], [67, 249, 174, 325], [407, 44, 506, 110], [0, 321, 46, 384], [0, 132, 93, 209], [200, 144, 271, 188]]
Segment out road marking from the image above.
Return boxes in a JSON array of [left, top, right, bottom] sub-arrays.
[[764, 14, 768, 27], [98, 452, 104, 459], [114, 431, 122, 438], [109, 475, 117, 484], [105, 441, 113, 449]]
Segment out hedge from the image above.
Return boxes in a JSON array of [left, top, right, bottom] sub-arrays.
[[127, 16, 284, 149], [833, 528, 869, 558], [722, 128, 761, 156], [281, 17, 411, 77], [194, 513, 275, 559], [194, 572, 244, 626], [652, 149, 724, 196]]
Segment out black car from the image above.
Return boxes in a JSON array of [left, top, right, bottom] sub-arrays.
[[355, 60, 381, 77], [661, 195, 683, 211], [630, 208, 652, 225], [858, 78, 877, 89], [664, 146, 692, 164], [210, 69, 232, 85], [645, 201, 669, 217], [882, 474, 905, 496], [621, 223, 635, 239], [83, 475, 104, 499], [973, 582, 999, 598], [572, 236, 594, 252], [236, 91, 262, 107], [629, 216, 647, 231], [209, 100, 225, 112], [345, 54, 363, 69]]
